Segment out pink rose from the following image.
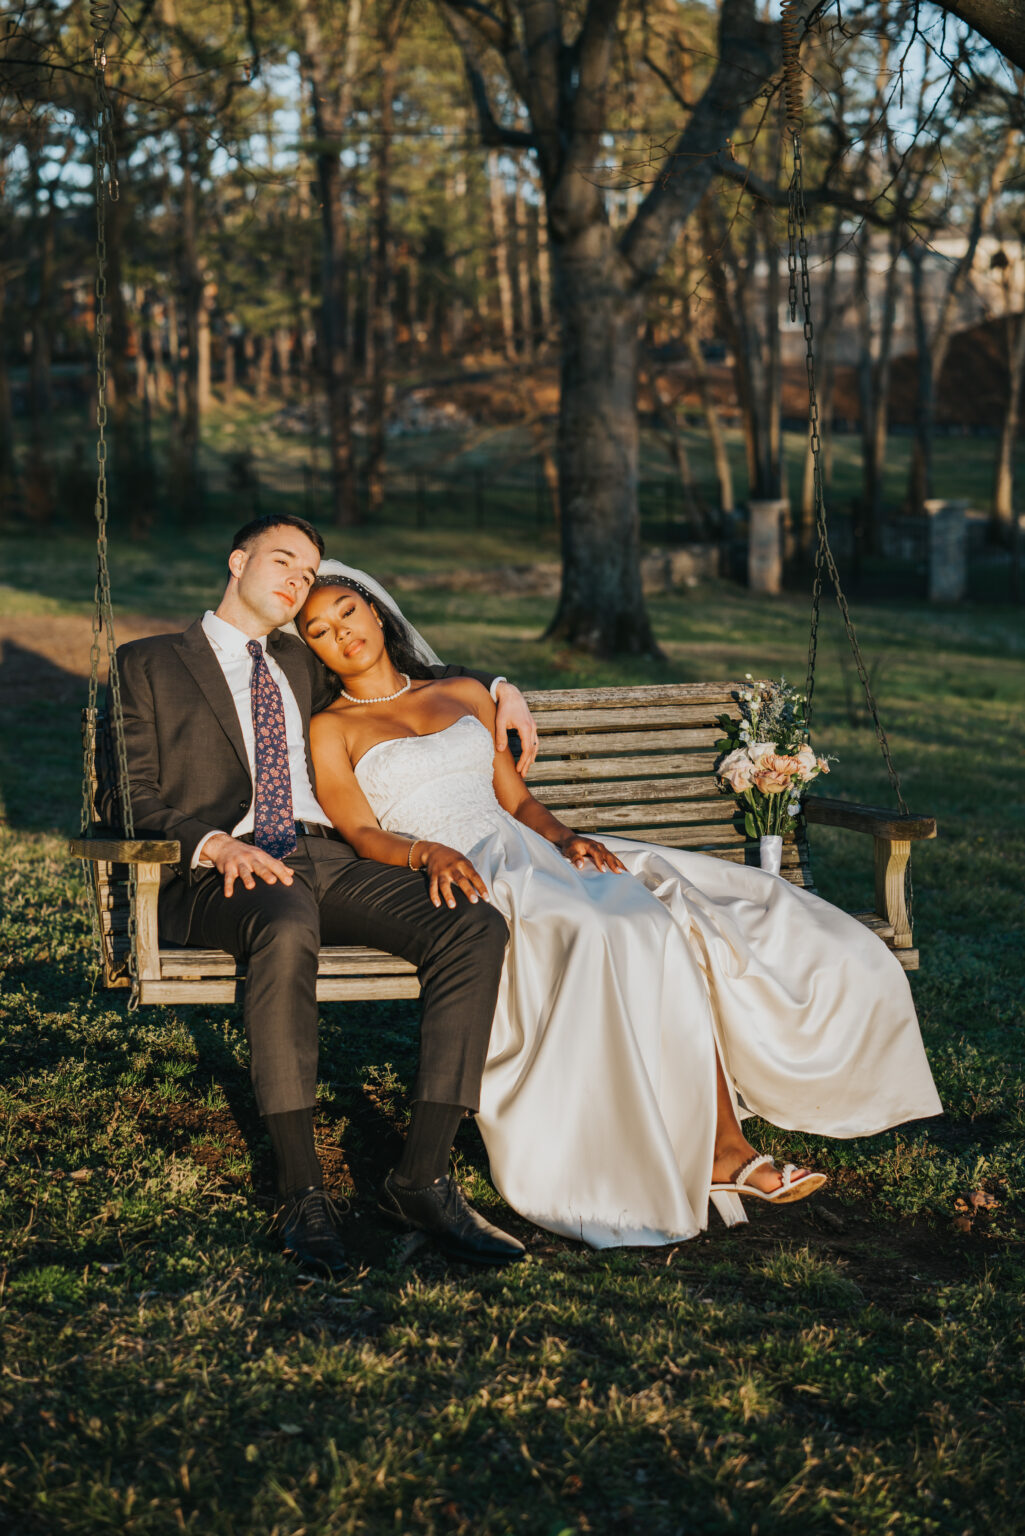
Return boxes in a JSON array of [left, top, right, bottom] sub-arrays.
[[753, 760, 793, 795], [717, 748, 755, 793], [793, 744, 818, 782], [816, 756, 830, 774]]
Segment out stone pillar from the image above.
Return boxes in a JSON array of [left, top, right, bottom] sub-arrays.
[[748, 499, 786, 595], [924, 498, 967, 603]]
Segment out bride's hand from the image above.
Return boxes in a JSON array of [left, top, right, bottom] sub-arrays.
[[557, 834, 626, 874], [417, 841, 491, 909]]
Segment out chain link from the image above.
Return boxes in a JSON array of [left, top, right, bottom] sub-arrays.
[[787, 131, 914, 927], [81, 8, 139, 1008]]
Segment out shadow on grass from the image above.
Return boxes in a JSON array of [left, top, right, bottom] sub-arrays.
[[0, 638, 86, 832]]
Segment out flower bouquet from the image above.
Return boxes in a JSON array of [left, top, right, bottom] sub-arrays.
[[714, 676, 832, 875]]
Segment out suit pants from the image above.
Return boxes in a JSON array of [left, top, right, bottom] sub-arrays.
[[185, 835, 509, 1116]]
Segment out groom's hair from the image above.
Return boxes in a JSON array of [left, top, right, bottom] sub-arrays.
[[230, 514, 325, 560]]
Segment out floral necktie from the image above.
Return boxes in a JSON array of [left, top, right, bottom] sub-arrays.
[[247, 640, 297, 860]]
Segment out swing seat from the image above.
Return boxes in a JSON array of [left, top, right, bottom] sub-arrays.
[[70, 683, 937, 1003]]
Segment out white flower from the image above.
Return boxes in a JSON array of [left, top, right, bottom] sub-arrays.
[[787, 802, 800, 817]]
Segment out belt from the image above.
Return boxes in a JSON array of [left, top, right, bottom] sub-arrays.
[[238, 822, 339, 844], [295, 819, 336, 839]]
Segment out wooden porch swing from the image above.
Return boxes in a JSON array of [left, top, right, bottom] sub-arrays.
[[69, 5, 937, 1008]]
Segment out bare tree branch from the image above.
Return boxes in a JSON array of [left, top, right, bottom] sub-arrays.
[[619, 0, 780, 287], [439, 6, 536, 147], [931, 0, 1025, 71]]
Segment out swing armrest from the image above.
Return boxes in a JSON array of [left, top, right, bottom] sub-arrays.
[[69, 836, 181, 864], [803, 798, 936, 953], [803, 798, 937, 841], [70, 836, 173, 986]]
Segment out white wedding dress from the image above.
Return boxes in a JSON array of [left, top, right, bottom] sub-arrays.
[[355, 715, 941, 1249]]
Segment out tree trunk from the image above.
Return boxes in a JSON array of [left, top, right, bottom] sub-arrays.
[[442, 0, 781, 652], [0, 257, 15, 508], [299, 0, 362, 527], [135, 290, 150, 405], [702, 206, 761, 499], [907, 244, 936, 512], [761, 203, 783, 501], [367, 29, 399, 516], [198, 281, 215, 414], [106, 107, 133, 426], [223, 329, 236, 405], [798, 209, 843, 551], [26, 142, 55, 526], [536, 202, 553, 337], [993, 306, 1025, 534], [546, 243, 658, 656], [242, 331, 256, 394], [514, 175, 534, 359], [177, 136, 202, 513], [683, 325, 734, 514], [647, 363, 702, 525], [256, 335, 273, 404], [487, 153, 517, 360], [274, 327, 292, 398], [855, 226, 900, 551]]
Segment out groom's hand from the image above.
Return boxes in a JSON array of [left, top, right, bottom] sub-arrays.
[[204, 834, 295, 897], [494, 683, 538, 777]]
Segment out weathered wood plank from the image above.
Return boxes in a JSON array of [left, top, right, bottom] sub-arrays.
[[536, 729, 723, 757], [523, 683, 748, 708], [619, 832, 808, 866], [804, 797, 937, 841], [535, 706, 735, 732], [529, 752, 725, 784], [561, 801, 740, 830], [139, 976, 423, 1003], [536, 777, 726, 809], [851, 911, 896, 939], [70, 837, 180, 864], [158, 946, 418, 979]]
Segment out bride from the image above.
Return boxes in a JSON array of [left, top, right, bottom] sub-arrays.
[[298, 566, 941, 1248]]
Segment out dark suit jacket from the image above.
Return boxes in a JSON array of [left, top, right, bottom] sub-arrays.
[[100, 617, 494, 945]]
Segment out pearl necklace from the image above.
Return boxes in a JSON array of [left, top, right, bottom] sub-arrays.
[[339, 672, 412, 705]]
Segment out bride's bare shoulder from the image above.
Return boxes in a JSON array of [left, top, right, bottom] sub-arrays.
[[310, 703, 357, 750], [417, 675, 495, 719]]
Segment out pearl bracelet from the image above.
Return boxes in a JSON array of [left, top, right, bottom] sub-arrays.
[[408, 839, 423, 870]]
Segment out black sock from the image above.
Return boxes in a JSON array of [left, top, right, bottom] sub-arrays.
[[393, 1101, 465, 1188], [265, 1107, 322, 1201]]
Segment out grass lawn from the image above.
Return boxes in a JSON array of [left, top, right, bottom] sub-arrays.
[[1, 527, 1023, 1534]]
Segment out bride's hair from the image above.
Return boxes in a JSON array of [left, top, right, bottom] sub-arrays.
[[305, 574, 435, 693]]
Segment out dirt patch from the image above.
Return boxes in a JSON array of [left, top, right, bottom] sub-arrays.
[[0, 613, 190, 716]]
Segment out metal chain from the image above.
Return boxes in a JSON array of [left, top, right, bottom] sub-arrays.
[[787, 130, 914, 928], [788, 135, 909, 812], [82, 7, 140, 1008]]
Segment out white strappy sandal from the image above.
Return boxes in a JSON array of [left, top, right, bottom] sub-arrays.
[[710, 1153, 827, 1226]]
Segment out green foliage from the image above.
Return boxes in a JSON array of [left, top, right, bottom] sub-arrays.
[[1, 554, 1024, 1532]]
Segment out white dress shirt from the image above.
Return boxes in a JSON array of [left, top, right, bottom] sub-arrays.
[[193, 611, 330, 866]]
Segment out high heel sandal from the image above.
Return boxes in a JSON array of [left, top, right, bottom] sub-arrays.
[[711, 1152, 826, 1217], [710, 1189, 749, 1227]]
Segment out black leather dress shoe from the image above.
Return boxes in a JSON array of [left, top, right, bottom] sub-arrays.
[[378, 1172, 526, 1266], [277, 1186, 350, 1277]]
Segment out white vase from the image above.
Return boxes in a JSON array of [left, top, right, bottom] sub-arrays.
[[759, 834, 783, 876]]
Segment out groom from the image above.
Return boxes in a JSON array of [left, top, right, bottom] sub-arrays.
[[102, 514, 538, 1272]]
